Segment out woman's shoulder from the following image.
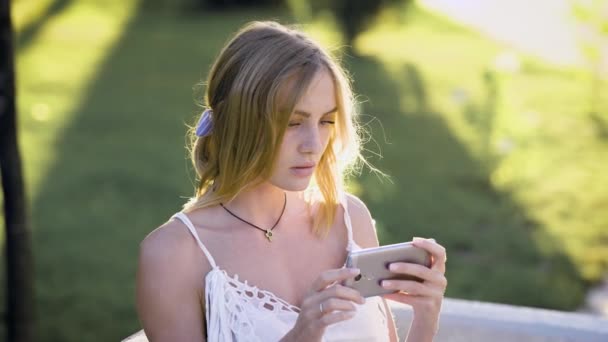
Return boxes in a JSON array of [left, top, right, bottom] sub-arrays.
[[138, 216, 212, 282], [342, 191, 380, 248], [136, 218, 208, 340]]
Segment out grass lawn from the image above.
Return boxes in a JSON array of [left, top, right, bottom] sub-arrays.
[[2, 0, 607, 340]]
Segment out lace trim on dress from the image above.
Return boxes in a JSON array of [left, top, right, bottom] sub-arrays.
[[212, 268, 301, 313], [205, 266, 302, 342]]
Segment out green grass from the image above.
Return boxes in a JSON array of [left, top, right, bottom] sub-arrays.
[[1, 0, 607, 341]]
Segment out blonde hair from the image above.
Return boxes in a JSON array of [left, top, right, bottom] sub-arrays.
[[183, 21, 368, 237]]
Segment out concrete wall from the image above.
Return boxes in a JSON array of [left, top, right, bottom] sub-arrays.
[[124, 298, 608, 341]]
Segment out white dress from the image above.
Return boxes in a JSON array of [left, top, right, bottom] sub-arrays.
[[172, 192, 392, 342]]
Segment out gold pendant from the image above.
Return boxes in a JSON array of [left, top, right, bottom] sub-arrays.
[[265, 229, 273, 242]]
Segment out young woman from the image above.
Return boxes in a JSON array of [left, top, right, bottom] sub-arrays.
[[136, 21, 447, 341]]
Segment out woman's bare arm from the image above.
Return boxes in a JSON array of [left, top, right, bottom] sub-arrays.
[[136, 222, 208, 341]]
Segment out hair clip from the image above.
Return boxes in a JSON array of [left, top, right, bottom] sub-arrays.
[[195, 109, 213, 137]]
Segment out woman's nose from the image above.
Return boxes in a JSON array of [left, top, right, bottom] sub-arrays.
[[299, 127, 324, 154]]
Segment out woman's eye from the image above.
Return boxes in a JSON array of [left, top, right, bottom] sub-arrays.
[[288, 120, 334, 127]]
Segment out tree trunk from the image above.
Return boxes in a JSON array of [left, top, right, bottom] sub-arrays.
[[0, 0, 35, 341]]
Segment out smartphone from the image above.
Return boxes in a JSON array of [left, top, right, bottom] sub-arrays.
[[343, 242, 432, 298]]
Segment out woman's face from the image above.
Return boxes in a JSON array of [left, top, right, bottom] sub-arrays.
[[269, 69, 337, 192]]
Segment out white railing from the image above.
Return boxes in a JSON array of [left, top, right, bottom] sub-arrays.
[[393, 298, 608, 342], [123, 298, 608, 341]]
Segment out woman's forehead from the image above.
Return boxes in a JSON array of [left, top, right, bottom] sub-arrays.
[[298, 71, 336, 105], [278, 68, 337, 115]]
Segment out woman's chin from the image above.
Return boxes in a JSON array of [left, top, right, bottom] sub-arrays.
[[271, 178, 311, 192]]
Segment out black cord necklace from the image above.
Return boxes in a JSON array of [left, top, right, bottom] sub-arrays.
[[220, 192, 287, 242]]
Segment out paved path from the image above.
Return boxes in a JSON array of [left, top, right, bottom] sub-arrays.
[[579, 276, 608, 318], [420, 0, 585, 67]]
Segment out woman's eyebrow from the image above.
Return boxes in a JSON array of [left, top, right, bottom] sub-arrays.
[[293, 107, 338, 118]]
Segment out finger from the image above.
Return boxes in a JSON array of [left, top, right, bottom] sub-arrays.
[[311, 268, 360, 292], [300, 287, 361, 321], [320, 284, 365, 305], [320, 310, 357, 326], [319, 297, 358, 314], [381, 279, 443, 297], [388, 262, 446, 287], [412, 238, 447, 273]]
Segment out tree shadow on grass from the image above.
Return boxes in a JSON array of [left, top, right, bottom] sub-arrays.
[[16, 0, 72, 52], [345, 55, 586, 311]]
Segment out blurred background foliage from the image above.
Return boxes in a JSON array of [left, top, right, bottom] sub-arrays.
[[1, 0, 607, 340]]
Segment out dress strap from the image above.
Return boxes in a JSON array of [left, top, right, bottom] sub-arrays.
[[339, 191, 357, 251], [172, 212, 218, 269]]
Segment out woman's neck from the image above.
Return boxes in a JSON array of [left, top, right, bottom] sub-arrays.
[[222, 183, 289, 227]]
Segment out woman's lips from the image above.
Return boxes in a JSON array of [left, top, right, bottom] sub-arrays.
[[290, 165, 315, 177]]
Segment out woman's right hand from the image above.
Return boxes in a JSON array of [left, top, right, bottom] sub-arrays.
[[281, 268, 366, 342]]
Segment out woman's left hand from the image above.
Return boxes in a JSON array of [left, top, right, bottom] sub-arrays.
[[381, 237, 447, 322]]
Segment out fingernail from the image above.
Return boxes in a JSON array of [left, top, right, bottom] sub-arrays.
[[382, 280, 392, 288], [389, 264, 398, 272], [349, 268, 360, 275], [429, 238, 436, 243], [359, 296, 366, 304]]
